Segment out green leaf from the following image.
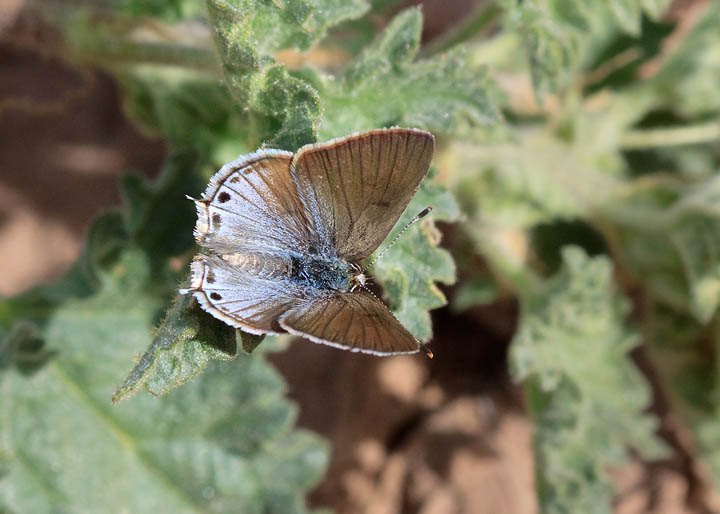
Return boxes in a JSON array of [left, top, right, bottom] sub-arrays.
[[641, 303, 720, 496], [117, 0, 206, 21], [208, 0, 369, 56], [500, 0, 672, 96], [371, 178, 460, 342], [119, 69, 256, 166], [120, 71, 236, 149], [671, 216, 720, 323], [640, 0, 672, 19], [206, 0, 369, 150], [121, 150, 206, 270], [320, 8, 502, 139], [0, 322, 57, 376], [609, 175, 720, 323], [618, 213, 720, 323], [0, 209, 130, 359], [511, 247, 666, 513], [342, 7, 422, 87], [1, 251, 328, 513], [607, 0, 642, 35], [112, 293, 237, 403], [651, 3, 720, 117], [248, 63, 322, 150], [448, 87, 661, 294], [451, 276, 500, 312], [240, 332, 266, 354], [499, 0, 582, 98]]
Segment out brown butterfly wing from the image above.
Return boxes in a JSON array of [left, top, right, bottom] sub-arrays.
[[291, 128, 435, 262], [182, 255, 305, 335], [194, 149, 320, 255], [278, 291, 420, 355]]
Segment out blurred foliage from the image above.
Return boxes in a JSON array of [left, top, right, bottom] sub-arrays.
[[499, 0, 672, 98], [4, 0, 720, 512], [512, 248, 666, 512]]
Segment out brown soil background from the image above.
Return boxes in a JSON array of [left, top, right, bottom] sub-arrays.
[[1, 2, 718, 512]]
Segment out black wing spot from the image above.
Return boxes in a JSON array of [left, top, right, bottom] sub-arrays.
[[218, 191, 231, 203], [210, 292, 222, 300], [206, 271, 216, 284], [212, 213, 221, 226]]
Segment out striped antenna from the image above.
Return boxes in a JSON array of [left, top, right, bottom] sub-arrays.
[[357, 205, 435, 359], [361, 206, 433, 274]]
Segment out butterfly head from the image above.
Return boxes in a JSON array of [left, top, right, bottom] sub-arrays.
[[349, 271, 368, 292]]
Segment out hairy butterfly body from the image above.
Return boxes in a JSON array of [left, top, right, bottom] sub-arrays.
[[181, 128, 435, 356]]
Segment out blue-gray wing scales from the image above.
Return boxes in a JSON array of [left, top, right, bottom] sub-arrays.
[[193, 149, 319, 255], [185, 150, 314, 334], [183, 256, 304, 334]]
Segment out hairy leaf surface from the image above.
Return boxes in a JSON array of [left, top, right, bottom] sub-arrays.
[[511, 247, 666, 513]]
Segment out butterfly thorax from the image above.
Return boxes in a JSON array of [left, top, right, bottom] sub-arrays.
[[289, 254, 353, 292]]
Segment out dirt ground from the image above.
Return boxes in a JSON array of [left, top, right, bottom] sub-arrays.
[[2, 3, 718, 513]]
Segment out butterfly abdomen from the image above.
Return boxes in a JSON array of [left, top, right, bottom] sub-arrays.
[[220, 252, 291, 280]]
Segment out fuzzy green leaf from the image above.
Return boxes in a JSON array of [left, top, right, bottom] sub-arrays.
[[342, 7, 422, 88], [0, 251, 328, 513], [371, 178, 460, 343], [206, 0, 369, 150], [651, 3, 720, 117], [448, 88, 661, 295], [0, 322, 57, 376], [619, 214, 720, 324], [453, 85, 660, 227], [112, 293, 237, 403], [671, 216, 720, 323], [120, 71, 236, 149], [320, 8, 502, 139], [500, 0, 672, 96], [208, 0, 368, 56], [610, 175, 720, 323], [240, 332, 267, 354], [511, 247, 666, 513], [247, 63, 322, 150], [121, 150, 206, 270]]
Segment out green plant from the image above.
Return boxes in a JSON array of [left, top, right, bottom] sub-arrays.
[[4, 0, 720, 512]]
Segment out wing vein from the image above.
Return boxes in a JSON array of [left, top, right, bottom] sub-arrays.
[[381, 133, 402, 200], [320, 152, 338, 248]]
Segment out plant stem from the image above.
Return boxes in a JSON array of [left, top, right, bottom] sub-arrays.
[[621, 121, 720, 150], [74, 39, 221, 74], [421, 2, 503, 57]]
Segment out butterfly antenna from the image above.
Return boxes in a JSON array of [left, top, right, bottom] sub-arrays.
[[357, 282, 434, 359], [361, 206, 433, 274]]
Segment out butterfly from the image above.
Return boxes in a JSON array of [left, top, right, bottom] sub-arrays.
[[180, 127, 435, 356]]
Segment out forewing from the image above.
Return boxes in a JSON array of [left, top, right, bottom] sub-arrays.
[[194, 150, 318, 254], [182, 256, 305, 334], [291, 128, 434, 262], [278, 291, 420, 355]]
